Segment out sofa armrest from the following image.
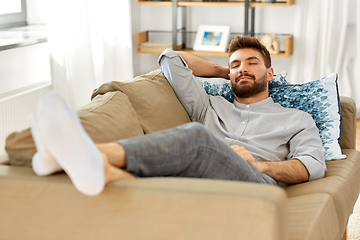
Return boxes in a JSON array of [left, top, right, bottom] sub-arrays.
[[0, 165, 287, 240], [340, 96, 357, 149]]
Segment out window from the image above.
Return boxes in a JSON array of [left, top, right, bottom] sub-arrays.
[[0, 0, 27, 28]]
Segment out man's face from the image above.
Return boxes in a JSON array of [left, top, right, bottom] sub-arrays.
[[228, 48, 273, 98]]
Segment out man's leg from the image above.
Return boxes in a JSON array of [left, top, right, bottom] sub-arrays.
[[99, 122, 276, 185], [33, 92, 275, 196], [32, 92, 135, 196], [31, 113, 133, 182]]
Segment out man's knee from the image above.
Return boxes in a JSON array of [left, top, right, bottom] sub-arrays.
[[182, 122, 205, 131], [180, 122, 211, 139]]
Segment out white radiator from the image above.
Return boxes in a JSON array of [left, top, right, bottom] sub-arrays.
[[0, 84, 52, 155]]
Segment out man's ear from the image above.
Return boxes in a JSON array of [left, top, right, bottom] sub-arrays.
[[267, 67, 274, 82]]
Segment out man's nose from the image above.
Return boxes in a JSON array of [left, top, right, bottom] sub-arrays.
[[238, 63, 248, 74]]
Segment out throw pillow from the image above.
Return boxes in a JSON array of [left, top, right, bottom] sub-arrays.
[[198, 72, 346, 161], [269, 73, 345, 161], [269, 70, 288, 86], [196, 70, 287, 104]]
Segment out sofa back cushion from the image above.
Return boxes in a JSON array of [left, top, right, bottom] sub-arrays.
[[77, 91, 144, 143], [92, 69, 191, 134], [5, 128, 35, 167], [339, 96, 357, 149], [6, 69, 190, 166], [5, 91, 144, 166]]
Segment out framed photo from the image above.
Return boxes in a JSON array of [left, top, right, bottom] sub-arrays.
[[193, 25, 231, 52]]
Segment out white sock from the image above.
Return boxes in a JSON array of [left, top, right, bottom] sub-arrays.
[[36, 92, 105, 196], [30, 114, 62, 176]]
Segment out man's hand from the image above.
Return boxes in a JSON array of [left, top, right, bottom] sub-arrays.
[[230, 145, 266, 173], [230, 145, 310, 184], [230, 145, 256, 162]]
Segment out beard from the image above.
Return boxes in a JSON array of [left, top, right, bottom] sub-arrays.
[[231, 72, 268, 98]]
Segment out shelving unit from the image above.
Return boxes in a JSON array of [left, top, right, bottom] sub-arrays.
[[136, 0, 295, 58], [137, 0, 295, 7], [137, 31, 293, 58]]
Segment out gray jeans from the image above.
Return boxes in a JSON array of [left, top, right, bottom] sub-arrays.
[[118, 122, 277, 185]]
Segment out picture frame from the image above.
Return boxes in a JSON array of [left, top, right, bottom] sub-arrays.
[[193, 25, 231, 52]]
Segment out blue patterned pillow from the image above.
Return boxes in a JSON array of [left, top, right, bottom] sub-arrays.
[[198, 72, 345, 161], [269, 73, 345, 161], [196, 71, 287, 103], [269, 70, 287, 87], [197, 77, 235, 102]]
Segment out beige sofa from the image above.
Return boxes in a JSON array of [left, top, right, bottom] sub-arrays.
[[1, 69, 360, 240]]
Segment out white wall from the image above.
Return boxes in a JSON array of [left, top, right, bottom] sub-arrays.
[[0, 43, 50, 96], [0, 0, 50, 154], [0, 0, 50, 97], [132, 3, 297, 76], [26, 0, 48, 24]]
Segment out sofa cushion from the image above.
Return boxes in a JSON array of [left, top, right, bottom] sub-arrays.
[[286, 149, 360, 236], [0, 165, 287, 240], [287, 193, 339, 240], [5, 129, 36, 167], [5, 91, 144, 166], [92, 69, 191, 134], [77, 91, 144, 142]]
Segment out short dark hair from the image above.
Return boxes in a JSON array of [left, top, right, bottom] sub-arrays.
[[228, 36, 271, 68]]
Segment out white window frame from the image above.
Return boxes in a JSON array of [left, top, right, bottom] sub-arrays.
[[0, 0, 27, 29]]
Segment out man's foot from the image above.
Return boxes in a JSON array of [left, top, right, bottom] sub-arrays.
[[35, 92, 105, 196], [102, 152, 136, 183], [30, 114, 62, 176]]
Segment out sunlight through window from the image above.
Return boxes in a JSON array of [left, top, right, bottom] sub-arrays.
[[0, 0, 21, 15]]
